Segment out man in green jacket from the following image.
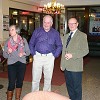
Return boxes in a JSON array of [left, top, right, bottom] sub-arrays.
[[60, 18, 89, 100]]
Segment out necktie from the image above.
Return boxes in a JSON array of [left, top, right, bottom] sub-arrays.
[[66, 32, 73, 48]]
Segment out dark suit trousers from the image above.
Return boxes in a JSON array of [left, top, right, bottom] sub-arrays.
[[64, 69, 82, 100]]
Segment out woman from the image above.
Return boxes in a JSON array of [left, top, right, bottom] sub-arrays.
[[3, 25, 30, 100]]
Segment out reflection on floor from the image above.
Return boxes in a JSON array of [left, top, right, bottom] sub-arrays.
[[0, 56, 100, 100]]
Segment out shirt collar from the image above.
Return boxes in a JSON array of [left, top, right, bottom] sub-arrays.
[[42, 27, 52, 33], [70, 28, 78, 37]]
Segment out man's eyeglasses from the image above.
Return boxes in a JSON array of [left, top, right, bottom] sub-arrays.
[[68, 23, 77, 25]]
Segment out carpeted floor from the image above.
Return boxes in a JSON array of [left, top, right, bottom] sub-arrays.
[[0, 55, 90, 86]]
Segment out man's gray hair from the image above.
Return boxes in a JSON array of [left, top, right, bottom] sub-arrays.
[[43, 15, 53, 23]]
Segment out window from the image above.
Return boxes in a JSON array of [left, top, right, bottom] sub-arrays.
[[89, 7, 100, 36]]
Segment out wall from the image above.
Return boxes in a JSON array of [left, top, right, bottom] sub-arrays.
[[0, 0, 3, 42], [0, 0, 9, 43], [2, 0, 9, 42]]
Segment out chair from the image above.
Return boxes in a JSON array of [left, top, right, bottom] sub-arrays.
[[0, 44, 7, 71], [22, 91, 70, 100], [0, 57, 7, 71]]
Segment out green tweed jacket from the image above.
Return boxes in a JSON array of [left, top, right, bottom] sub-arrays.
[[61, 29, 89, 72]]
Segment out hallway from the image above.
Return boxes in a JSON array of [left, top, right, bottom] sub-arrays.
[[0, 56, 100, 100], [82, 56, 100, 100]]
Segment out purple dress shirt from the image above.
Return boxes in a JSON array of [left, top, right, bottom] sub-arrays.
[[29, 27, 62, 58]]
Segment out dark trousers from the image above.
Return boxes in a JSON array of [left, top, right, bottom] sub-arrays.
[[8, 61, 26, 91], [64, 69, 82, 100]]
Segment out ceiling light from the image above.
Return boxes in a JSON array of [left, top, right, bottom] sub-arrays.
[[43, 0, 64, 14]]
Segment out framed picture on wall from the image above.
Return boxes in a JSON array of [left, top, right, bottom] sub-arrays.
[[3, 15, 9, 31]]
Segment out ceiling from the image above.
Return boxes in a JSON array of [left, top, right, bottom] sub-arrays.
[[11, 0, 100, 7]]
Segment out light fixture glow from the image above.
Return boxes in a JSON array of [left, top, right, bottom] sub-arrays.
[[43, 0, 64, 14]]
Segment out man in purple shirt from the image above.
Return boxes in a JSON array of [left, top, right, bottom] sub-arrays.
[[29, 15, 62, 92]]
